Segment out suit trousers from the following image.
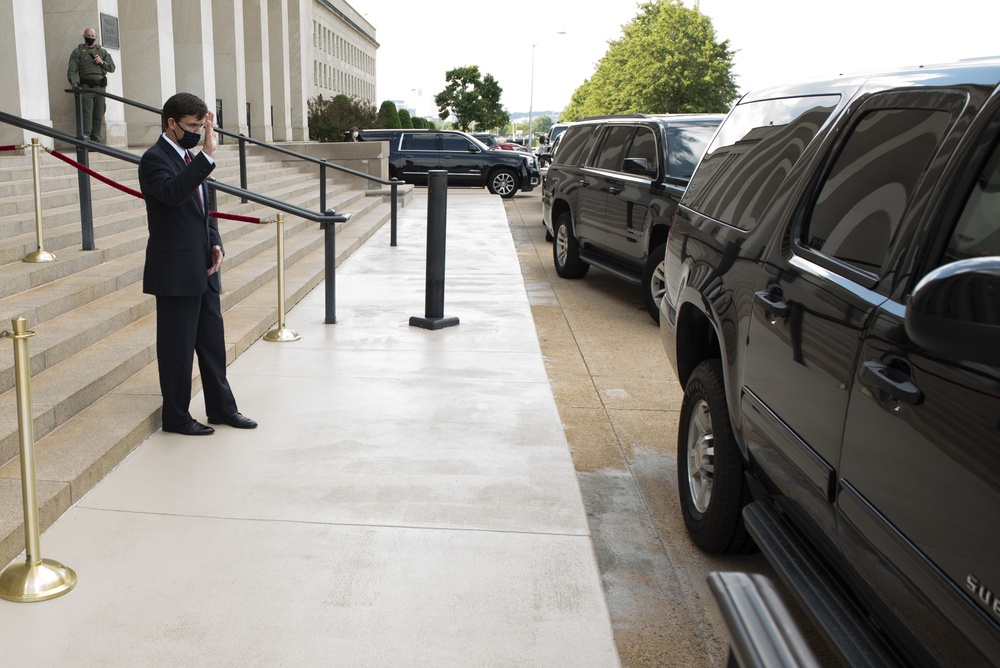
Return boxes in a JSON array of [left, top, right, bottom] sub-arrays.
[[155, 291, 237, 428]]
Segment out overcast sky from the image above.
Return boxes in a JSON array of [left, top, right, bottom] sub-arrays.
[[345, 0, 999, 119]]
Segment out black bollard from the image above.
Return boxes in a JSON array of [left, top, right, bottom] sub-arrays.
[[321, 209, 337, 324], [410, 171, 459, 330]]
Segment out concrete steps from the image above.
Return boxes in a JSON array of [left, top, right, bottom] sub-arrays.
[[0, 142, 412, 566]]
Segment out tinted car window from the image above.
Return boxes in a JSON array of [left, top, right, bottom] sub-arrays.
[[945, 138, 1000, 263], [683, 95, 840, 230], [625, 126, 658, 174], [442, 135, 473, 151], [804, 108, 952, 275], [403, 134, 438, 151], [667, 125, 719, 179], [556, 125, 598, 167], [594, 126, 634, 170]]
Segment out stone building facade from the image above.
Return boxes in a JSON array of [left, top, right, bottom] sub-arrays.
[[0, 0, 377, 147]]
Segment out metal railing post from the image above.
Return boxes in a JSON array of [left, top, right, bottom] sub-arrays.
[[319, 160, 327, 213], [23, 138, 57, 263], [238, 134, 248, 203], [263, 213, 300, 342], [0, 317, 77, 603], [410, 170, 459, 330], [73, 90, 96, 251]]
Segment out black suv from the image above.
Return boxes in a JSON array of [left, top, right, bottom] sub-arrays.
[[661, 58, 1000, 667], [541, 114, 723, 319], [361, 129, 540, 198]]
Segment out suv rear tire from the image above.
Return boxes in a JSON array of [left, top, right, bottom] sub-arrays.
[[678, 359, 755, 554], [488, 168, 518, 198], [553, 212, 589, 278], [642, 242, 667, 322]]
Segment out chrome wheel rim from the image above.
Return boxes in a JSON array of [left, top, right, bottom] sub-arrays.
[[650, 259, 666, 310], [555, 224, 570, 268], [493, 172, 515, 195], [686, 398, 714, 514]]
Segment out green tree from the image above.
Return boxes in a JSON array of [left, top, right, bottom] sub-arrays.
[[434, 65, 510, 132], [307, 94, 378, 142], [533, 115, 554, 136], [377, 100, 401, 128], [562, 0, 737, 120], [398, 108, 412, 128]]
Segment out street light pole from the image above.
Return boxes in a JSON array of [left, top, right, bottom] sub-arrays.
[[528, 31, 565, 149]]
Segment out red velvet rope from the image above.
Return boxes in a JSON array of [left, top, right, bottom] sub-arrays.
[[0, 145, 20, 151], [45, 148, 265, 224], [48, 148, 144, 198]]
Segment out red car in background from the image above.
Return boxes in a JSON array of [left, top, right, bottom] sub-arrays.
[[472, 133, 530, 152]]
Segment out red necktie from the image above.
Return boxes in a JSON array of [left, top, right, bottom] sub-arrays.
[[184, 152, 204, 213]]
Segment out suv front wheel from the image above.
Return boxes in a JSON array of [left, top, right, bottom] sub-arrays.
[[678, 359, 755, 554], [488, 168, 519, 198], [553, 212, 589, 278], [642, 242, 667, 322]]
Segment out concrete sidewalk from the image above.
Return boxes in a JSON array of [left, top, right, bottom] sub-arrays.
[[0, 190, 621, 667]]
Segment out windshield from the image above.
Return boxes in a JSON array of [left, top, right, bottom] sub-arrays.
[[465, 134, 491, 150]]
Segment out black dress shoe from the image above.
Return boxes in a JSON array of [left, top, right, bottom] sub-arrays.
[[207, 412, 258, 429], [163, 420, 215, 436]]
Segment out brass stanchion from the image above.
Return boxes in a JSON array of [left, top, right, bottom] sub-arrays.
[[263, 213, 300, 342], [0, 317, 76, 602], [23, 138, 58, 263]]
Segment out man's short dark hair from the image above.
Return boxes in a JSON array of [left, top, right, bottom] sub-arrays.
[[161, 93, 208, 131]]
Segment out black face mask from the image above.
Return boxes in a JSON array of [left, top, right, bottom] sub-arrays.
[[84, 37, 95, 46], [173, 123, 201, 150], [177, 131, 201, 150]]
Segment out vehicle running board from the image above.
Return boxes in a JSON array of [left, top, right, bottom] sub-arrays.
[[743, 500, 904, 668], [708, 571, 821, 668], [577, 250, 641, 285]]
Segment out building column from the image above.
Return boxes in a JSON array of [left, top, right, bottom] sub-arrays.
[[211, 0, 248, 136], [267, 0, 292, 142], [286, 0, 310, 141], [172, 0, 216, 109], [120, 0, 176, 146], [1, 0, 54, 147], [241, 0, 272, 142], [43, 0, 126, 146]]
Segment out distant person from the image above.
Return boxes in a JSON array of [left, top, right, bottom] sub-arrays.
[[67, 27, 116, 143], [342, 126, 365, 142]]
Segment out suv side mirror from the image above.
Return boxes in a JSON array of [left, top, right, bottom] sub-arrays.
[[905, 257, 1000, 366], [623, 157, 657, 179]]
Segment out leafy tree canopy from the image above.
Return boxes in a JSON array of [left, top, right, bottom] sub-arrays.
[[377, 100, 402, 128], [398, 108, 412, 128], [562, 0, 737, 120], [307, 94, 378, 142], [434, 65, 510, 132]]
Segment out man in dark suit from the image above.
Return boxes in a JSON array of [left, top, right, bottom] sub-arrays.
[[139, 92, 257, 436]]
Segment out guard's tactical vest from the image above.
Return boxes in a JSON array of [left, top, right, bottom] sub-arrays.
[[77, 45, 105, 79]]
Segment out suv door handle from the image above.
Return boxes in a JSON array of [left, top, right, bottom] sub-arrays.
[[754, 291, 788, 318], [861, 361, 923, 405], [579, 179, 590, 187], [608, 186, 621, 195]]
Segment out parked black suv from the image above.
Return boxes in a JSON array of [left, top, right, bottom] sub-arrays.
[[541, 114, 723, 319], [362, 129, 540, 198], [661, 58, 1000, 667]]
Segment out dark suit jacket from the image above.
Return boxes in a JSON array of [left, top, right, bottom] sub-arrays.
[[139, 136, 222, 296]]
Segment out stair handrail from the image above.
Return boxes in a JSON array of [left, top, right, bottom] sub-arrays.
[[0, 108, 349, 251], [64, 88, 400, 217]]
